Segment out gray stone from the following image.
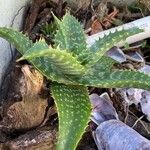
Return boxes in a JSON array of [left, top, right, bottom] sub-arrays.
[[0, 0, 30, 87]]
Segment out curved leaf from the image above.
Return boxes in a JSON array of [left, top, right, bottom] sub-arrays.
[[87, 28, 143, 66], [0, 27, 33, 54], [88, 56, 117, 73], [53, 14, 67, 50], [18, 42, 85, 83], [51, 82, 91, 150], [54, 13, 91, 64], [79, 70, 150, 90]]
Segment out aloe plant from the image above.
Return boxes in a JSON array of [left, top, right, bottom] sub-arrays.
[[0, 13, 150, 150]]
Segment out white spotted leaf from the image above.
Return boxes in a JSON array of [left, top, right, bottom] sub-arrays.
[[51, 82, 91, 150], [54, 13, 91, 64], [19, 41, 85, 83], [87, 28, 144, 67], [0, 27, 33, 54], [79, 70, 150, 90]]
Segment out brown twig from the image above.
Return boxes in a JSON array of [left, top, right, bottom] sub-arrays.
[[129, 110, 150, 134], [132, 115, 144, 128]]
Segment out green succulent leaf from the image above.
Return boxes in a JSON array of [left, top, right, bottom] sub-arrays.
[[0, 27, 33, 54], [18, 40, 84, 84], [89, 55, 117, 73], [87, 28, 144, 66], [51, 82, 91, 150], [54, 13, 91, 64], [20, 46, 85, 76], [79, 70, 150, 90], [53, 14, 67, 50]]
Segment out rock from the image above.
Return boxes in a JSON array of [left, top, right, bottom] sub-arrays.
[[0, 0, 30, 87], [90, 93, 118, 125], [0, 143, 4, 150], [5, 126, 57, 150], [0, 65, 48, 132], [93, 120, 150, 150]]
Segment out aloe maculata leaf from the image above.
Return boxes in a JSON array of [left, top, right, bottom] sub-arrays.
[[54, 13, 91, 64], [87, 28, 144, 67], [89, 56, 117, 73], [19, 40, 83, 84], [20, 45, 85, 76], [51, 82, 91, 150], [53, 14, 67, 50], [0, 27, 33, 54], [78, 70, 150, 90]]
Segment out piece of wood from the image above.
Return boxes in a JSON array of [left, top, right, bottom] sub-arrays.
[[24, 0, 45, 34]]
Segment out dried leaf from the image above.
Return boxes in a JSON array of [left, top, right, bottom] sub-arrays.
[[91, 19, 103, 34]]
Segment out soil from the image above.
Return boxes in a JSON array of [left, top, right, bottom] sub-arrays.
[[0, 0, 150, 149]]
